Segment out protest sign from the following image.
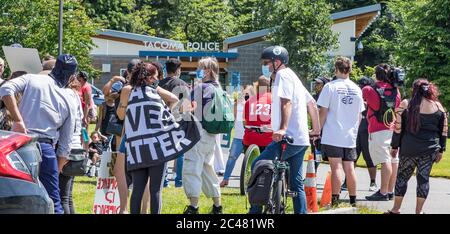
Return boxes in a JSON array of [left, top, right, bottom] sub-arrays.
[[125, 86, 201, 171], [2, 46, 42, 74], [93, 151, 121, 214]]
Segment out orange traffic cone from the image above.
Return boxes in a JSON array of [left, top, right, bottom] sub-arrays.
[[305, 154, 318, 213], [320, 171, 332, 208]]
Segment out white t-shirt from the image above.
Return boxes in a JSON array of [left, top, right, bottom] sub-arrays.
[[317, 78, 365, 148], [234, 102, 245, 139], [271, 68, 313, 146]]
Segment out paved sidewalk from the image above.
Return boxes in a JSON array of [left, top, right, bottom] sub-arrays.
[[215, 148, 450, 214]]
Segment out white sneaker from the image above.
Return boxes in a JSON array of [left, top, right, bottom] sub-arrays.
[[369, 183, 378, 192]]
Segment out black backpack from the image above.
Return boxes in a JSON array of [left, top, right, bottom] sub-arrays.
[[247, 160, 275, 205], [369, 83, 398, 124]]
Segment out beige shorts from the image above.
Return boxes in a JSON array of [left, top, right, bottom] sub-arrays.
[[369, 130, 399, 165]]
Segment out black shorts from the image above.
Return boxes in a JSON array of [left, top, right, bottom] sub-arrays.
[[321, 144, 357, 162]]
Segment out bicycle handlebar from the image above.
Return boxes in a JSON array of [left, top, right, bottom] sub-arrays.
[[281, 135, 294, 145]]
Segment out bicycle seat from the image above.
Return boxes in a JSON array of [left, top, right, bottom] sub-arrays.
[[281, 135, 294, 144]]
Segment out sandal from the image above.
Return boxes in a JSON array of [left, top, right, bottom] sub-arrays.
[[384, 210, 400, 214], [220, 180, 229, 188]]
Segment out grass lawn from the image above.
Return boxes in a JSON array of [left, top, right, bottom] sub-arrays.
[[73, 176, 295, 214], [355, 139, 450, 179]]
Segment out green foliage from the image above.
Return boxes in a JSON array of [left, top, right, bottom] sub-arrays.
[[228, 0, 276, 34], [350, 63, 364, 82], [391, 0, 450, 108], [170, 0, 237, 45], [82, 0, 155, 35], [327, 0, 378, 12], [0, 0, 100, 77], [269, 0, 338, 80], [350, 2, 401, 69]]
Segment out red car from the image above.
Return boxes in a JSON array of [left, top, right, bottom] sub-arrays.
[[0, 130, 53, 214]]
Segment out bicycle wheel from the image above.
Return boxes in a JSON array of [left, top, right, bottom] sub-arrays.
[[240, 144, 260, 195]]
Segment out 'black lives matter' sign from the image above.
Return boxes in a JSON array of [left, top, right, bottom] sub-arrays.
[[124, 86, 200, 171]]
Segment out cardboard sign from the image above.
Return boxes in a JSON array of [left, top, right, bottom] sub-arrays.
[[93, 151, 121, 214], [2, 46, 42, 74]]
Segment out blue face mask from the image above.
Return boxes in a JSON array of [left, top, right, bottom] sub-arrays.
[[262, 65, 271, 78], [196, 69, 205, 80]]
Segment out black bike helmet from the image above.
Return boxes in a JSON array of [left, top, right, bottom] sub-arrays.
[[261, 46, 289, 65]]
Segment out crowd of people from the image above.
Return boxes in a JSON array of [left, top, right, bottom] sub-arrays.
[[0, 44, 447, 215]]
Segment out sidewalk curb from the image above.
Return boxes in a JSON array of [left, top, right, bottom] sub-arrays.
[[314, 207, 358, 214]]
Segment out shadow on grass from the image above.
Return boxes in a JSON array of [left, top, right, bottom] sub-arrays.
[[221, 192, 245, 197], [76, 180, 97, 186]]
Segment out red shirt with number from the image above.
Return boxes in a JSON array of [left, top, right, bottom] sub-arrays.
[[243, 92, 273, 147]]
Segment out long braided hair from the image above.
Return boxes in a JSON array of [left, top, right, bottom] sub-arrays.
[[407, 78, 440, 134]]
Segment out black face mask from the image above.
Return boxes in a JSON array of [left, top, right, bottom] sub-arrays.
[[244, 95, 250, 101]]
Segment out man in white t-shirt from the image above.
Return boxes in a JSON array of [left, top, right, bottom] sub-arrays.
[[317, 57, 365, 207], [249, 46, 321, 214]]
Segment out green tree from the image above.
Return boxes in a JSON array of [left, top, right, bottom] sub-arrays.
[[82, 0, 155, 35], [0, 0, 100, 76], [327, 0, 377, 12], [228, 0, 276, 34], [169, 0, 237, 45], [392, 0, 450, 108], [269, 0, 338, 80]]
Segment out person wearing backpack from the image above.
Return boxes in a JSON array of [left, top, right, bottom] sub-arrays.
[[364, 64, 401, 201], [248, 46, 321, 214], [183, 57, 234, 214]]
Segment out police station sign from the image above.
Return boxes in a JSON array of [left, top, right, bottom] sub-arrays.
[[143, 40, 220, 52], [187, 42, 220, 52]]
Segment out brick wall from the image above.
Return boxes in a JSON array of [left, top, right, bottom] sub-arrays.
[[91, 55, 138, 89], [227, 41, 272, 86]]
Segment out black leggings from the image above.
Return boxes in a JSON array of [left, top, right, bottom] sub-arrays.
[[130, 163, 167, 214], [59, 174, 75, 214], [395, 154, 435, 199], [356, 128, 375, 168]]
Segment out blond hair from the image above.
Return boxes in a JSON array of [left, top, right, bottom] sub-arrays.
[[198, 57, 219, 81], [0, 57, 4, 65]]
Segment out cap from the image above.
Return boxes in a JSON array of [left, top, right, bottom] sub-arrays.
[[314, 77, 330, 84]]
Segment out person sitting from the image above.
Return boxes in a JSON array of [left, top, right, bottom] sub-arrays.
[[88, 131, 108, 170]]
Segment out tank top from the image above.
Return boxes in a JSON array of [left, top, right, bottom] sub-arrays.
[[100, 103, 116, 136], [400, 110, 445, 157]]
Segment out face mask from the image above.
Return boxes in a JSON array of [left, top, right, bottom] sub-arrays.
[[244, 94, 250, 101], [196, 69, 205, 80], [262, 65, 271, 79]]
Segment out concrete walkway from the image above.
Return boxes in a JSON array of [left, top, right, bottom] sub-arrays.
[[211, 148, 450, 214]]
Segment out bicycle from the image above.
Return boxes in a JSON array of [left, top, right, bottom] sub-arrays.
[[264, 135, 295, 214]]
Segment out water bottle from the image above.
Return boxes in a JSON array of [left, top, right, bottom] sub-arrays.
[[82, 128, 89, 143], [315, 149, 322, 162]]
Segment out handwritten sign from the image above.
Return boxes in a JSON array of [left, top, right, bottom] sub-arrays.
[[93, 151, 121, 214]]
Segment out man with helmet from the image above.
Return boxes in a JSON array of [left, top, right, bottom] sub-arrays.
[[0, 54, 78, 214], [249, 46, 321, 214]]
